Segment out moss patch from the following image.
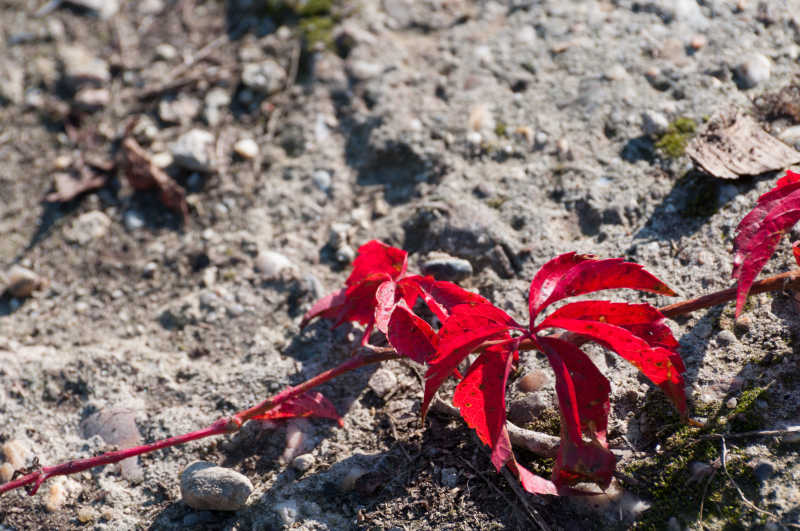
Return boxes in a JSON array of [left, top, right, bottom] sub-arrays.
[[655, 117, 697, 158], [626, 388, 770, 529]]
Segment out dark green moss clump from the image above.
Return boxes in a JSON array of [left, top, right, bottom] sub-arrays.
[[655, 117, 697, 158], [262, 0, 343, 50], [625, 388, 771, 529]]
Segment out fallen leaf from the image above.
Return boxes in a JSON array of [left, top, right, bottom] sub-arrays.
[[687, 112, 800, 179], [120, 136, 188, 222]]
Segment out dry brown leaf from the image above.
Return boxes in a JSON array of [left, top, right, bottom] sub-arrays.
[[121, 136, 189, 222], [686, 112, 800, 179]]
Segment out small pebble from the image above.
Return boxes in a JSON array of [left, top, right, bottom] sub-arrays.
[[281, 422, 306, 464], [241, 59, 287, 94], [170, 129, 217, 172], [421, 255, 473, 282], [291, 453, 315, 473], [781, 427, 800, 444], [518, 369, 549, 393], [335, 244, 355, 264], [3, 440, 31, 469], [77, 507, 97, 523], [5, 265, 43, 298], [155, 43, 178, 61], [717, 330, 737, 346], [641, 110, 669, 137], [734, 314, 752, 333], [311, 169, 332, 192], [45, 479, 67, 512], [466, 131, 482, 145], [0, 462, 13, 482], [440, 467, 459, 487], [689, 34, 707, 50], [368, 368, 397, 398], [274, 499, 299, 526], [737, 53, 771, 89], [58, 44, 110, 88], [234, 138, 259, 159], [151, 152, 173, 168], [254, 250, 294, 279], [328, 223, 350, 249], [726, 397, 738, 409], [180, 461, 253, 511], [73, 87, 110, 111], [124, 210, 145, 231], [64, 211, 111, 245]]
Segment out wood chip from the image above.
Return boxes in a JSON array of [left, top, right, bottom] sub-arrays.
[[687, 112, 800, 179]]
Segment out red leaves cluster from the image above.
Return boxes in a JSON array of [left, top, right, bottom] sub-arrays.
[[303, 241, 688, 496], [733, 169, 800, 316], [422, 253, 685, 494], [301, 240, 485, 363]]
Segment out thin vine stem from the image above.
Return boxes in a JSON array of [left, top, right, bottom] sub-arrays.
[[0, 350, 401, 497]]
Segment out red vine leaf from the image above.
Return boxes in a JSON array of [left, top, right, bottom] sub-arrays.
[[733, 170, 800, 316], [387, 301, 438, 364], [534, 256, 676, 317], [252, 392, 342, 426], [346, 240, 407, 287]]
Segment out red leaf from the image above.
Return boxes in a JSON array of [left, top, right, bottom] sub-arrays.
[[346, 240, 407, 287], [400, 275, 489, 322], [732, 173, 800, 316], [538, 336, 610, 446], [538, 337, 615, 488], [334, 273, 392, 327], [539, 317, 687, 417], [300, 287, 347, 329], [794, 241, 800, 268], [452, 345, 516, 471], [541, 300, 679, 350], [508, 460, 559, 495], [528, 252, 595, 318], [252, 392, 342, 426], [374, 280, 397, 334], [387, 301, 439, 364], [422, 303, 518, 420], [533, 257, 676, 319]]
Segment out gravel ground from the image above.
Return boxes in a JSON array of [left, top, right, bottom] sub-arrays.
[[2, 1, 800, 529]]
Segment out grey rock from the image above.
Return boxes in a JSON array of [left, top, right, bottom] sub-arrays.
[[717, 330, 737, 346], [736, 53, 771, 90], [65, 0, 120, 19], [64, 211, 111, 245], [73, 87, 109, 111], [158, 96, 201, 124], [254, 250, 294, 279], [421, 254, 473, 282], [335, 244, 355, 264], [5, 266, 43, 298], [641, 110, 669, 137], [440, 467, 459, 487], [154, 43, 178, 61], [274, 499, 299, 526], [328, 223, 350, 249], [507, 394, 552, 426], [291, 453, 315, 473], [241, 59, 287, 94], [368, 368, 397, 398], [81, 406, 142, 481], [170, 129, 217, 172], [123, 210, 145, 231], [59, 45, 110, 88], [0, 60, 24, 105], [180, 461, 253, 511], [311, 169, 331, 192], [203, 88, 231, 126]]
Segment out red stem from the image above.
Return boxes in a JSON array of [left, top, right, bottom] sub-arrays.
[[0, 350, 400, 497]]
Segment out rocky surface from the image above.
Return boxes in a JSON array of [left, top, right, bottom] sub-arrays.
[[1, 0, 800, 529]]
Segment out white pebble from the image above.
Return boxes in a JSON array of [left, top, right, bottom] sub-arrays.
[[737, 53, 771, 89], [234, 138, 259, 159]]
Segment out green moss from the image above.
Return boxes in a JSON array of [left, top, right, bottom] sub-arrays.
[[524, 408, 562, 437], [655, 117, 697, 158], [486, 195, 509, 209], [728, 387, 769, 432], [298, 15, 336, 48], [494, 121, 508, 138]]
